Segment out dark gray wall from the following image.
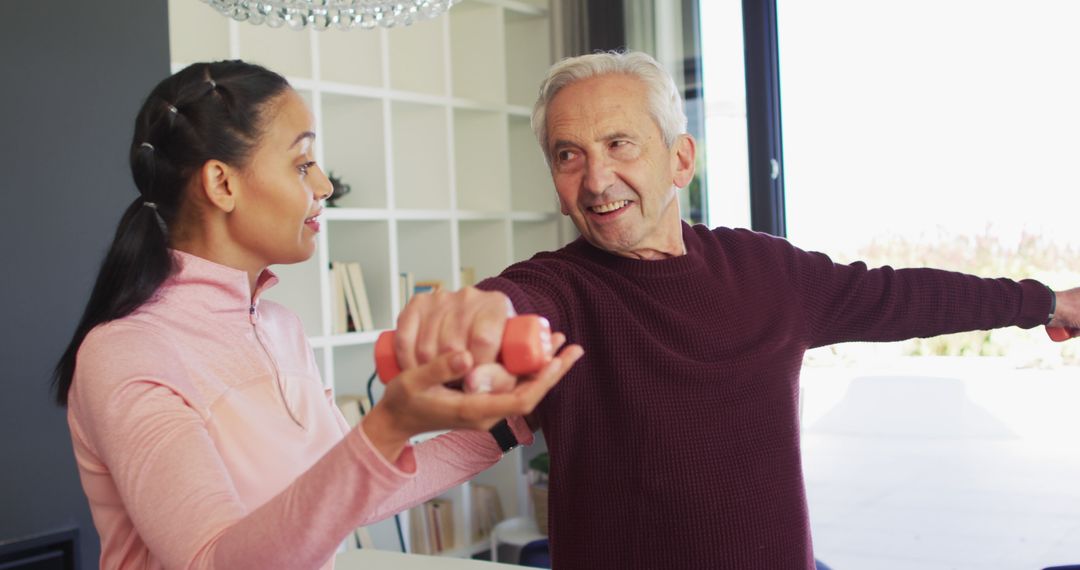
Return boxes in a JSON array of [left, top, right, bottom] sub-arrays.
[[0, 1, 170, 567]]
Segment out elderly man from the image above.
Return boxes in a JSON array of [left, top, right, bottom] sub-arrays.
[[395, 51, 1080, 568]]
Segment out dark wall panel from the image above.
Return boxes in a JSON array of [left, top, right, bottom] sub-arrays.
[[0, 1, 170, 567]]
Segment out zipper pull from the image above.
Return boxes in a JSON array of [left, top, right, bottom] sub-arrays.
[[249, 303, 257, 325]]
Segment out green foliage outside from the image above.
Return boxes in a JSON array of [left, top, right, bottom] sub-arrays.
[[528, 451, 549, 475]]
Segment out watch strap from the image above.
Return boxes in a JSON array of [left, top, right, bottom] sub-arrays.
[[489, 419, 519, 453], [1047, 284, 1057, 325]]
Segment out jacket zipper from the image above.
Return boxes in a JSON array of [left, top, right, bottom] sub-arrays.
[[251, 302, 304, 429]]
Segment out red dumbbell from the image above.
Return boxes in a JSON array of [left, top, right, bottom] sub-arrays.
[[374, 315, 553, 384], [1047, 326, 1076, 342]]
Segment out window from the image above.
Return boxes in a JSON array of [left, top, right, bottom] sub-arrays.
[[774, 1, 1080, 567], [623, 0, 714, 225], [699, 1, 751, 228]]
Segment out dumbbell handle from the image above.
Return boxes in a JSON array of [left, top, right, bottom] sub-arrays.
[[374, 315, 553, 384]]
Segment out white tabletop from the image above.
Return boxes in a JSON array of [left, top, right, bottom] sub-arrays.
[[335, 549, 522, 569]]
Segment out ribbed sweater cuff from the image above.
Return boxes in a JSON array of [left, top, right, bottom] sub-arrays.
[[1017, 279, 1055, 329]]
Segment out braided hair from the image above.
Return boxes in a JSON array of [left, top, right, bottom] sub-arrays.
[[52, 61, 289, 405]]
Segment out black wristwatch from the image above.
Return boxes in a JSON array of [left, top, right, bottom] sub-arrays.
[[1047, 285, 1057, 325], [489, 419, 519, 453]]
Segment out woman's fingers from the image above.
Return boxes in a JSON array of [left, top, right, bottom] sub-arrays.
[[369, 349, 474, 447], [462, 333, 571, 394], [463, 362, 516, 394], [455, 344, 584, 425], [511, 344, 584, 406], [548, 332, 567, 357], [379, 343, 583, 438]]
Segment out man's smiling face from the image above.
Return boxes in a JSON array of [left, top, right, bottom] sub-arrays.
[[545, 73, 694, 260]]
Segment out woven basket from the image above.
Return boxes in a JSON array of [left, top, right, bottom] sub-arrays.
[[529, 483, 549, 535]]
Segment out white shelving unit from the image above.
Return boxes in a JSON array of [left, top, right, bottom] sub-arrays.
[[168, 0, 558, 559]]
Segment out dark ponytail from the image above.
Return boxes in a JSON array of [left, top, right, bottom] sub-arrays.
[[53, 61, 290, 406]]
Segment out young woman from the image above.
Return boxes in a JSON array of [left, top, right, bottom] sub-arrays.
[[53, 60, 582, 570]]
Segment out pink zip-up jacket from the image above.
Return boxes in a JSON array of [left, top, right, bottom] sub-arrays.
[[67, 250, 531, 569]]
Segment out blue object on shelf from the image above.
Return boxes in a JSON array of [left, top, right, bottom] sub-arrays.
[[518, 538, 550, 568]]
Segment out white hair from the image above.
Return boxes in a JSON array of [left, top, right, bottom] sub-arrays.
[[530, 50, 688, 162]]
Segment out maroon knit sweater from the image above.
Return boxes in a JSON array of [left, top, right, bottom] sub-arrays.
[[479, 223, 1052, 569]]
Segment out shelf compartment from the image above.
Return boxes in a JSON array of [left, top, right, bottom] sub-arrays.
[[450, 2, 506, 104], [454, 109, 510, 212], [388, 18, 447, 96], [237, 25, 313, 81], [391, 102, 451, 210], [330, 342, 378, 399], [397, 220, 454, 301], [472, 447, 524, 519], [508, 116, 557, 212], [512, 219, 559, 263], [168, 0, 230, 65], [459, 220, 511, 283], [261, 252, 324, 337], [326, 221, 393, 331], [318, 27, 384, 87], [505, 8, 551, 108], [321, 93, 387, 208]]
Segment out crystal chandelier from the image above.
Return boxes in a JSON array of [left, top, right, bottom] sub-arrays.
[[202, 0, 461, 30]]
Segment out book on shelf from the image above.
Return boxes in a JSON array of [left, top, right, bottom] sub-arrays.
[[408, 502, 431, 555], [470, 482, 505, 542], [332, 260, 375, 333], [335, 394, 372, 428], [398, 273, 448, 311], [431, 498, 454, 552], [331, 262, 350, 335], [353, 526, 376, 550], [345, 262, 375, 331], [409, 497, 455, 555], [399, 272, 415, 313], [413, 279, 443, 295], [460, 266, 476, 288]]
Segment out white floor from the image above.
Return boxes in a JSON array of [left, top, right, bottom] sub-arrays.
[[801, 355, 1080, 570]]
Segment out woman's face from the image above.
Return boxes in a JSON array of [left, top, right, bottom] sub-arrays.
[[229, 89, 333, 268]]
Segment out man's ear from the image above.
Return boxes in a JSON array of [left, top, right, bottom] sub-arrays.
[[671, 134, 697, 189], [199, 159, 237, 213], [557, 194, 571, 216]]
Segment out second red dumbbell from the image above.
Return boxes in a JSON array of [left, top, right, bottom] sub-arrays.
[[1047, 326, 1077, 342], [374, 314, 553, 384]]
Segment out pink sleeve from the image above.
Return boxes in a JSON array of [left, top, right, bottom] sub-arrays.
[[76, 377, 419, 568], [317, 393, 535, 518], [72, 338, 518, 569], [318, 388, 534, 512], [378, 417, 532, 514]]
